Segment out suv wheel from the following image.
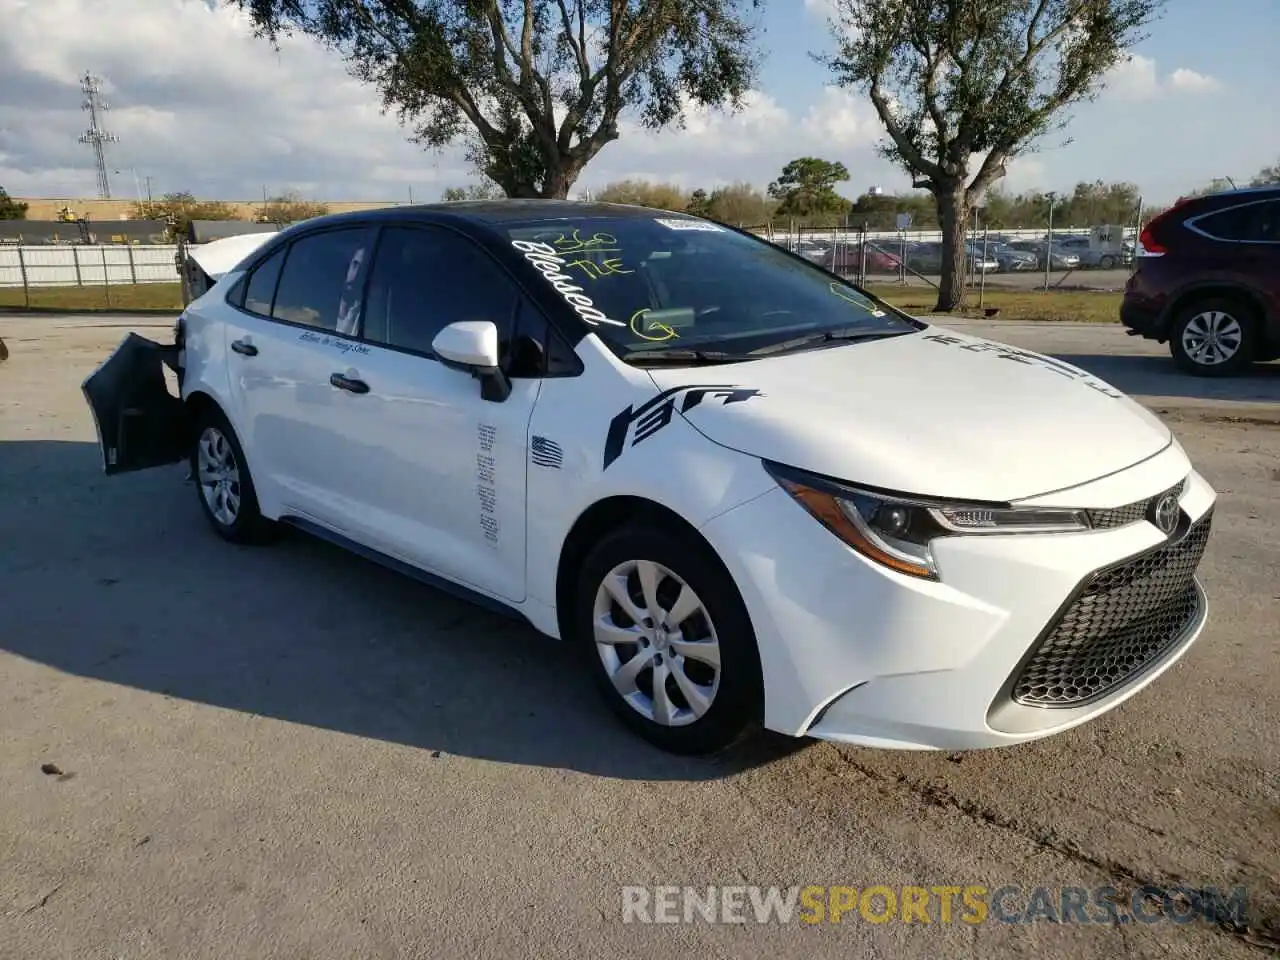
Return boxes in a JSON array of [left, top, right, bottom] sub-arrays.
[[573, 525, 763, 755], [1170, 297, 1258, 377], [191, 406, 277, 544]]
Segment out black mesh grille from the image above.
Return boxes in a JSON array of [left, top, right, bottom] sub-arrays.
[[1012, 511, 1212, 707], [1088, 479, 1187, 530]]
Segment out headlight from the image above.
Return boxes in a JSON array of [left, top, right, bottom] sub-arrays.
[[764, 461, 1090, 581]]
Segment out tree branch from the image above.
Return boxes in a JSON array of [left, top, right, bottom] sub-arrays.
[[869, 78, 943, 182]]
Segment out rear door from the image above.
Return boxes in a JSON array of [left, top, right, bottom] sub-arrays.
[[82, 331, 187, 475], [222, 225, 377, 524]]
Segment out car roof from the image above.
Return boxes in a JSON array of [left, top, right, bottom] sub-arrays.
[[276, 199, 690, 232]]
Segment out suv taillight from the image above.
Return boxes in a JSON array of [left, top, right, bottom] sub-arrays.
[[1137, 223, 1167, 255]]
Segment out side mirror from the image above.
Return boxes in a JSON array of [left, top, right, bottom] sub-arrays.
[[431, 320, 511, 402]]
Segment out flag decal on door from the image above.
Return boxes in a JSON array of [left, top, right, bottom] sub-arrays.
[[530, 436, 564, 469]]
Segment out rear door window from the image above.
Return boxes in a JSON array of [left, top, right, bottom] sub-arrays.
[[242, 248, 285, 316], [271, 227, 376, 331]]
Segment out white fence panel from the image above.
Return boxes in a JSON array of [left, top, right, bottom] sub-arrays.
[[0, 244, 180, 288]]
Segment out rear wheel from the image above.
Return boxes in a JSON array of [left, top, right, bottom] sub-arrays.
[[1169, 297, 1258, 377], [573, 525, 763, 755], [190, 406, 276, 544]]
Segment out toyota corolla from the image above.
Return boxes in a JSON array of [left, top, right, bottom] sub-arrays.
[[83, 201, 1216, 755]]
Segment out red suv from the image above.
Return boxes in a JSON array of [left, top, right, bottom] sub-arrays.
[[1121, 186, 1280, 376]]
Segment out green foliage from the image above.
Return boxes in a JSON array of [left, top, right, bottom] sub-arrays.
[[131, 191, 239, 239], [686, 188, 713, 218], [767, 157, 851, 219], [594, 179, 689, 211], [703, 182, 775, 226], [441, 181, 508, 201], [1249, 158, 1280, 187], [0, 186, 28, 220], [816, 0, 1163, 309], [259, 190, 330, 223], [236, 0, 765, 199]]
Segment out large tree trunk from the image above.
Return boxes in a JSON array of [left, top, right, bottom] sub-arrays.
[[935, 188, 969, 313]]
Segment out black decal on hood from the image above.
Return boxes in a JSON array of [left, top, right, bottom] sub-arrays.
[[921, 334, 1122, 397], [603, 385, 763, 470], [530, 435, 564, 469]]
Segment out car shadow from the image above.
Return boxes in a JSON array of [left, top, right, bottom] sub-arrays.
[[0, 439, 808, 782], [1053, 353, 1280, 408]]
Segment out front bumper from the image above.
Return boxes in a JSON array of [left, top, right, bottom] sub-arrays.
[[699, 446, 1216, 750]]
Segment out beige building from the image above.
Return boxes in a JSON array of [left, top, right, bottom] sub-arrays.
[[16, 197, 401, 221]]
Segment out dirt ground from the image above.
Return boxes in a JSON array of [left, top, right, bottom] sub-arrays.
[[1, 315, 1277, 959]]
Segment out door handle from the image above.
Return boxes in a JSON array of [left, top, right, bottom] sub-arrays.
[[230, 339, 258, 357], [330, 372, 370, 394]]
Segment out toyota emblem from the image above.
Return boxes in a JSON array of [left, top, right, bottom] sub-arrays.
[[1151, 493, 1179, 535]]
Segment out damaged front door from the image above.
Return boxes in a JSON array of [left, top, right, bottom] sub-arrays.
[[82, 332, 188, 475]]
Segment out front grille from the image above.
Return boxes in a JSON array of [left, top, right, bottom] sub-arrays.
[[1088, 478, 1187, 530], [1011, 511, 1212, 707]]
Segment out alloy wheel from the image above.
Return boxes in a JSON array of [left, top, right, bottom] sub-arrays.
[[1182, 310, 1243, 366], [196, 426, 241, 526], [592, 559, 722, 727]]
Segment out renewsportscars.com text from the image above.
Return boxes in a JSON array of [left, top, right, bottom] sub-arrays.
[[620, 884, 1248, 926]]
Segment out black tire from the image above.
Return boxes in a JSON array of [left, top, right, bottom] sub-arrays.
[[1169, 296, 1258, 377], [1099, 255, 1117, 269], [189, 404, 277, 544], [573, 524, 763, 755]]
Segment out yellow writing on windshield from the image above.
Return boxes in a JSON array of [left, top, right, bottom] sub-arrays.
[[629, 308, 679, 342], [567, 256, 634, 279], [828, 281, 887, 317], [553, 229, 620, 254]]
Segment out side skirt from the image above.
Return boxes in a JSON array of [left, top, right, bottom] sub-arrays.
[[279, 516, 532, 626]]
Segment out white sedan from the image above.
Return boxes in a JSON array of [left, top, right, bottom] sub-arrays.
[[83, 201, 1216, 755]]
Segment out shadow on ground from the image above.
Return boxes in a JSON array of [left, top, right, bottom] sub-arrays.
[[0, 439, 806, 782]]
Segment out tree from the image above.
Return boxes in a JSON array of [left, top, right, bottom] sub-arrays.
[[237, 0, 764, 199], [594, 179, 688, 210], [706, 181, 774, 225], [817, 0, 1163, 311], [441, 181, 507, 201], [0, 186, 27, 220], [259, 190, 330, 223], [767, 157, 851, 220], [131, 191, 238, 239], [686, 188, 713, 218], [1250, 157, 1280, 187]]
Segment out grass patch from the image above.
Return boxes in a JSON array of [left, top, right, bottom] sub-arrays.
[[0, 282, 183, 312], [865, 285, 1122, 323]]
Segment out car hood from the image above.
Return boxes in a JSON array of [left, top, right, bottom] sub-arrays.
[[643, 327, 1172, 502]]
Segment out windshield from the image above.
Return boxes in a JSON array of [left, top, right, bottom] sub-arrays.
[[499, 215, 921, 359]]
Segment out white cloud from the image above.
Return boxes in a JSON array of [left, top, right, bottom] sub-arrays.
[[800, 86, 879, 148], [1168, 68, 1223, 94], [1103, 54, 1223, 102]]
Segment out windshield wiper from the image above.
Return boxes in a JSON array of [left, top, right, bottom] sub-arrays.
[[747, 327, 907, 357], [625, 348, 751, 366]]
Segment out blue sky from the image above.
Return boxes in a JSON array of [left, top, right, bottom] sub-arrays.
[[0, 0, 1275, 205]]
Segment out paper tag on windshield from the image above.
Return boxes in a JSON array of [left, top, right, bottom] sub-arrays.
[[654, 218, 723, 232]]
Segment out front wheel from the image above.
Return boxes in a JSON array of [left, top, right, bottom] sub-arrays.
[[573, 525, 763, 755], [1169, 297, 1257, 377]]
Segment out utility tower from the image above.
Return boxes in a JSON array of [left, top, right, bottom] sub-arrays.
[[78, 72, 119, 199]]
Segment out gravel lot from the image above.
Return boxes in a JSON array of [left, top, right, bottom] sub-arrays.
[[1, 314, 1277, 959]]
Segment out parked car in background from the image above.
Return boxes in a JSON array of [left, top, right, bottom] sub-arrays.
[[820, 243, 901, 276], [962, 242, 1001, 273], [1053, 236, 1125, 270], [905, 241, 995, 275], [1122, 185, 1280, 376], [1008, 241, 1080, 271]]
